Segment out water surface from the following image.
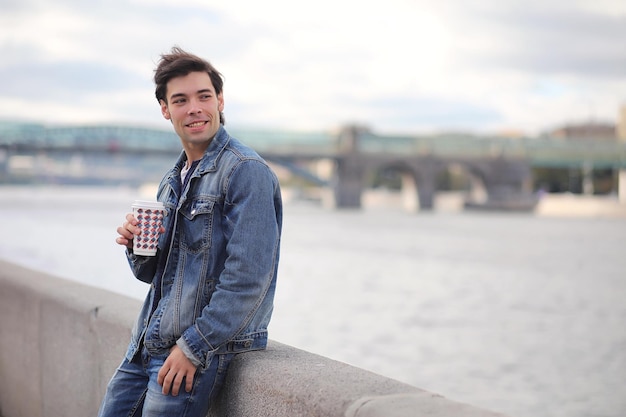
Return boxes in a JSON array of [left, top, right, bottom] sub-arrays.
[[1, 185, 624, 417]]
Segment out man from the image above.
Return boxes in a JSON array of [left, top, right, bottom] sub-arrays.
[[98, 47, 282, 417]]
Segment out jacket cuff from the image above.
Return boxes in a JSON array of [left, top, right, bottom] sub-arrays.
[[179, 325, 216, 368], [176, 338, 203, 368], [126, 249, 152, 265]]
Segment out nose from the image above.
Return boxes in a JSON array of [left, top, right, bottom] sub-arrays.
[[187, 99, 202, 114]]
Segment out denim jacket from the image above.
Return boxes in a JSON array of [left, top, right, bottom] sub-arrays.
[[124, 126, 282, 369]]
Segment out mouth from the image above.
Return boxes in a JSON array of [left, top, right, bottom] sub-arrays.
[[186, 121, 208, 128]]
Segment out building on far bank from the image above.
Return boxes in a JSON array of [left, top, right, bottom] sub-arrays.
[[536, 105, 626, 196], [546, 104, 626, 142], [548, 121, 616, 140], [618, 105, 626, 141], [618, 105, 626, 203]]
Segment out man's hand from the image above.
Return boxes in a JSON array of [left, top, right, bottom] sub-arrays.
[[157, 345, 197, 396], [116, 213, 140, 249], [116, 212, 165, 249]]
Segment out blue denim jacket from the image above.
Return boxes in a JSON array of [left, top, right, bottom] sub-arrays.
[[124, 126, 282, 369]]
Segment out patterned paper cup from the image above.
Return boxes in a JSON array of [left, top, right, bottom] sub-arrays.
[[131, 200, 165, 256]]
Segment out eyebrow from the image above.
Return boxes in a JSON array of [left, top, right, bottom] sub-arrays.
[[169, 89, 214, 101]]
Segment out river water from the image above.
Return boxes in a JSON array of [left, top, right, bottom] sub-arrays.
[[0, 185, 624, 417]]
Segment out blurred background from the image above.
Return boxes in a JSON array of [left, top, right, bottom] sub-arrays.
[[1, 1, 625, 417]]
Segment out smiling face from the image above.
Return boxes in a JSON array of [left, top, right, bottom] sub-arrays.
[[160, 71, 224, 163]]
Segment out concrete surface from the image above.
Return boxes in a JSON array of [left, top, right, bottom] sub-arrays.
[[0, 259, 510, 417]]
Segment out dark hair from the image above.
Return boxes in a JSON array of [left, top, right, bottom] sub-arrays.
[[154, 46, 225, 124]]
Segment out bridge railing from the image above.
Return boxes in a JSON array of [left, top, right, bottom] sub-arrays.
[[355, 133, 626, 168]]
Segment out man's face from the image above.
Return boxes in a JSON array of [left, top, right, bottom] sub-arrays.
[[160, 71, 224, 156]]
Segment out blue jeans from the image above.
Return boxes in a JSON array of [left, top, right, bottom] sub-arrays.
[[98, 347, 234, 417]]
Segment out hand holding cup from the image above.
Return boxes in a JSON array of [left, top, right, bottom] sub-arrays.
[[116, 200, 165, 256]]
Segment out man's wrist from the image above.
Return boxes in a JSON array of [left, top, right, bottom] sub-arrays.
[[176, 338, 203, 368]]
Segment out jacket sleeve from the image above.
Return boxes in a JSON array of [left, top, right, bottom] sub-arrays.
[[178, 159, 282, 367], [126, 250, 159, 284]]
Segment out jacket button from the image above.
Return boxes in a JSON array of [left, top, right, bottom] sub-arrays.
[[244, 340, 252, 348]]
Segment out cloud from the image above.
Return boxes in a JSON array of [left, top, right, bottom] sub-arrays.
[[0, 0, 624, 135], [0, 61, 147, 98], [457, 4, 626, 78]]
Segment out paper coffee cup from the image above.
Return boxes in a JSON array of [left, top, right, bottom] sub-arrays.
[[131, 200, 165, 256]]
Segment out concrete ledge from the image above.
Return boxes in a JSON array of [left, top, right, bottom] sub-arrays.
[[0, 259, 138, 417], [0, 259, 509, 417]]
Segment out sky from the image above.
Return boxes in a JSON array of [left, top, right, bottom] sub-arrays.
[[1, 0, 625, 136]]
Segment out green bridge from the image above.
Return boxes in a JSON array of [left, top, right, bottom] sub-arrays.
[[1, 121, 625, 210], [1, 121, 625, 169]]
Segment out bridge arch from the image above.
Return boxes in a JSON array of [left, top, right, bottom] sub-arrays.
[[366, 158, 453, 212], [362, 159, 496, 212], [367, 160, 421, 211], [440, 161, 488, 206]]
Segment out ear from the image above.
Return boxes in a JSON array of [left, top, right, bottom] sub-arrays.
[[160, 100, 171, 120], [218, 93, 224, 112]]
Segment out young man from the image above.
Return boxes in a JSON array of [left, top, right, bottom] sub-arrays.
[[98, 47, 282, 417]]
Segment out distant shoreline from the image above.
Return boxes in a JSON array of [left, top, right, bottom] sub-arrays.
[[1, 184, 625, 219], [533, 193, 626, 218], [359, 189, 626, 218]]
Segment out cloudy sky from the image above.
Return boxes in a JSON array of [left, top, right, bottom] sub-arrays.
[[1, 0, 625, 135]]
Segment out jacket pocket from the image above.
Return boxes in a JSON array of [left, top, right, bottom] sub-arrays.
[[179, 198, 216, 253]]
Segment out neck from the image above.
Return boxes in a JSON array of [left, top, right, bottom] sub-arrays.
[[182, 130, 218, 166], [183, 145, 208, 168]]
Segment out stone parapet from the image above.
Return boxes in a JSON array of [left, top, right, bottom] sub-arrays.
[[0, 260, 509, 417]]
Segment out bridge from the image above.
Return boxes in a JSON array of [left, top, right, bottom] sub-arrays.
[[1, 122, 625, 210]]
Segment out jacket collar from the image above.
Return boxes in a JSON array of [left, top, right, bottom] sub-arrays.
[[196, 125, 230, 174]]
